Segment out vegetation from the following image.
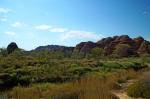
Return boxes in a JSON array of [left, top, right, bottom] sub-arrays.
[[0, 47, 150, 98], [127, 71, 150, 98], [8, 76, 116, 99], [90, 47, 104, 59], [113, 44, 131, 57]]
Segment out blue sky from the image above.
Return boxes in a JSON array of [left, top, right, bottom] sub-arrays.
[[0, 0, 150, 50]]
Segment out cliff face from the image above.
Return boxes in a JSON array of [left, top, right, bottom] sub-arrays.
[[73, 35, 150, 56]]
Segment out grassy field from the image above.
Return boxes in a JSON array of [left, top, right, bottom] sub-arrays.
[[8, 69, 139, 99], [0, 50, 150, 99]]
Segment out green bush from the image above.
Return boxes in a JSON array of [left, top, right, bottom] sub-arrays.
[[127, 81, 150, 98], [0, 73, 12, 90], [18, 76, 31, 86], [119, 62, 136, 69], [68, 64, 92, 78], [127, 72, 150, 98], [103, 61, 121, 69]]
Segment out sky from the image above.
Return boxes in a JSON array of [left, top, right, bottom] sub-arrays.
[[0, 0, 150, 50]]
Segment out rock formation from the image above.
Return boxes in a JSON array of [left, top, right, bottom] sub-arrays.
[[7, 42, 18, 54], [73, 35, 150, 57], [33, 35, 150, 57]]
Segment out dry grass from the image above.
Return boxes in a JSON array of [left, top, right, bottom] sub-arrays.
[[8, 83, 78, 99], [8, 76, 118, 99], [8, 69, 140, 99], [127, 71, 150, 98], [113, 69, 138, 83], [77, 76, 118, 99]]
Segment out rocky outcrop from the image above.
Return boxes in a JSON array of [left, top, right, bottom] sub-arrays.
[[134, 36, 144, 50], [137, 41, 150, 54], [73, 41, 96, 56], [35, 45, 74, 52], [97, 37, 113, 48], [73, 35, 150, 57], [79, 41, 96, 54], [7, 42, 18, 54], [34, 45, 74, 57], [33, 35, 150, 57]]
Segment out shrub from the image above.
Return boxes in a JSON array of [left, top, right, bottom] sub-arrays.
[[18, 76, 31, 86], [127, 71, 150, 98], [103, 61, 121, 69], [119, 62, 136, 69], [0, 73, 12, 90], [68, 64, 92, 78], [113, 44, 131, 57], [91, 47, 104, 59], [0, 48, 8, 57], [10, 73, 31, 86]]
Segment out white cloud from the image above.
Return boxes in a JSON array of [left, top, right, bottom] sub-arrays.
[[49, 27, 68, 33], [5, 31, 16, 36], [11, 22, 26, 28], [35, 24, 51, 30], [0, 8, 11, 13], [34, 24, 103, 41], [60, 30, 103, 41], [35, 24, 67, 33], [0, 17, 7, 22]]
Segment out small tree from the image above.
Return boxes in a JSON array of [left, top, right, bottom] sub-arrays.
[[114, 44, 131, 57], [91, 47, 104, 59]]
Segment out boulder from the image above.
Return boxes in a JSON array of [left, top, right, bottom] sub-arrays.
[[138, 41, 150, 54], [73, 41, 96, 56], [134, 36, 144, 50], [80, 41, 97, 54], [7, 42, 18, 54], [97, 37, 113, 48]]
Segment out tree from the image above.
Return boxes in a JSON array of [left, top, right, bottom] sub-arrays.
[[114, 44, 131, 57], [91, 47, 104, 59]]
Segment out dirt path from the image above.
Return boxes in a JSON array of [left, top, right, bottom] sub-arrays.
[[112, 79, 139, 99]]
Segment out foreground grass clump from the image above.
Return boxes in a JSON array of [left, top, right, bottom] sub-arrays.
[[127, 71, 150, 98], [9, 83, 78, 99], [8, 75, 120, 99], [115, 69, 137, 83]]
